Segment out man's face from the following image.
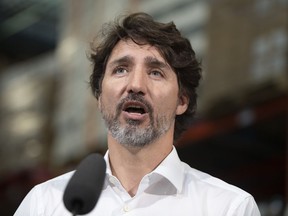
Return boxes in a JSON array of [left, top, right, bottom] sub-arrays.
[[99, 39, 188, 147]]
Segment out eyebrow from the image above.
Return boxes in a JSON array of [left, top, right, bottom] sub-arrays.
[[144, 56, 170, 70], [108, 55, 133, 68], [107, 55, 170, 70]]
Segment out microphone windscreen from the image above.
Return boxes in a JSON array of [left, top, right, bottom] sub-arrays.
[[63, 153, 106, 215]]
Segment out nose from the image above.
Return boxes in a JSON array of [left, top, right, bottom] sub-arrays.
[[127, 69, 147, 95]]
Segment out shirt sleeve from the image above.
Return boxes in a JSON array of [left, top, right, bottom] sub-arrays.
[[14, 186, 43, 216], [232, 196, 261, 216]]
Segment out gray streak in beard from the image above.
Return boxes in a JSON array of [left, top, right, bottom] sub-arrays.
[[112, 93, 156, 147], [100, 92, 173, 148]]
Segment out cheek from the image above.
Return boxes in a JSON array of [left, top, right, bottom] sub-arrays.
[[102, 77, 126, 98], [99, 83, 122, 112], [153, 90, 179, 113], [100, 93, 113, 110], [101, 80, 115, 101]]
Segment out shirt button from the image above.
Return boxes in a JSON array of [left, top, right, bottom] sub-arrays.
[[123, 204, 130, 212]]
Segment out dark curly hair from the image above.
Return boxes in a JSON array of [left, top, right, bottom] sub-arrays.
[[90, 12, 201, 141]]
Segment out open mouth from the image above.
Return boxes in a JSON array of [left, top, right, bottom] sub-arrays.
[[123, 101, 148, 115]]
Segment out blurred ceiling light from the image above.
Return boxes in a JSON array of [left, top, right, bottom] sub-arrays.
[[9, 112, 45, 137], [1, 77, 43, 111], [57, 36, 78, 61]]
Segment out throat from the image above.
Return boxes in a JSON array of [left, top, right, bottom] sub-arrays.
[[109, 152, 153, 197], [127, 184, 139, 197]]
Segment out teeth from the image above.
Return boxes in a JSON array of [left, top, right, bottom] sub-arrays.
[[130, 106, 141, 109], [125, 106, 145, 114], [123, 101, 147, 114]]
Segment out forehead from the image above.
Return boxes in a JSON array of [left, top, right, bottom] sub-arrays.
[[107, 39, 167, 63]]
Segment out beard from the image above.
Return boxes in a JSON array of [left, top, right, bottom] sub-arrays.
[[100, 93, 174, 148]]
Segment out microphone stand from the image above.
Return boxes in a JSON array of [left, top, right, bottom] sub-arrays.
[[71, 201, 82, 216]]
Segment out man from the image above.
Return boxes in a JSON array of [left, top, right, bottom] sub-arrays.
[[14, 12, 260, 215]]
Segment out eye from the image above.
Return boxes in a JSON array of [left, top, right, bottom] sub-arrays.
[[149, 70, 163, 78], [114, 67, 128, 75]]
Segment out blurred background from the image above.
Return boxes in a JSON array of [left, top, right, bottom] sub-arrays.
[[0, 0, 287, 215]]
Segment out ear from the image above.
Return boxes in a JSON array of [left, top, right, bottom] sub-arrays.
[[176, 94, 189, 115], [97, 95, 102, 110]]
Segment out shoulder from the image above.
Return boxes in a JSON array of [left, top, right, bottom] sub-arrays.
[[181, 163, 260, 215], [183, 163, 256, 203], [24, 171, 74, 204], [33, 171, 74, 194], [14, 171, 74, 216], [183, 163, 250, 197]]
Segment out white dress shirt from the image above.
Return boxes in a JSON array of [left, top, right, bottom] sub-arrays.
[[14, 147, 260, 216]]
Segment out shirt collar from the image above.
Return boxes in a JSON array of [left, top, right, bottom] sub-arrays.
[[151, 146, 184, 192], [103, 146, 184, 192], [104, 152, 112, 176]]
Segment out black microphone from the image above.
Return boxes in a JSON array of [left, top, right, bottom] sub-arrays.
[[63, 153, 106, 215]]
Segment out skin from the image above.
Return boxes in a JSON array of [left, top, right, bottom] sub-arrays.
[[98, 39, 188, 196]]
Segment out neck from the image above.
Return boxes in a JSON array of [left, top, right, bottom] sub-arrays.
[[107, 131, 173, 197]]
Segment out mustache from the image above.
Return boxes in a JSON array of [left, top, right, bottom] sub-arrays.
[[116, 93, 153, 115]]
